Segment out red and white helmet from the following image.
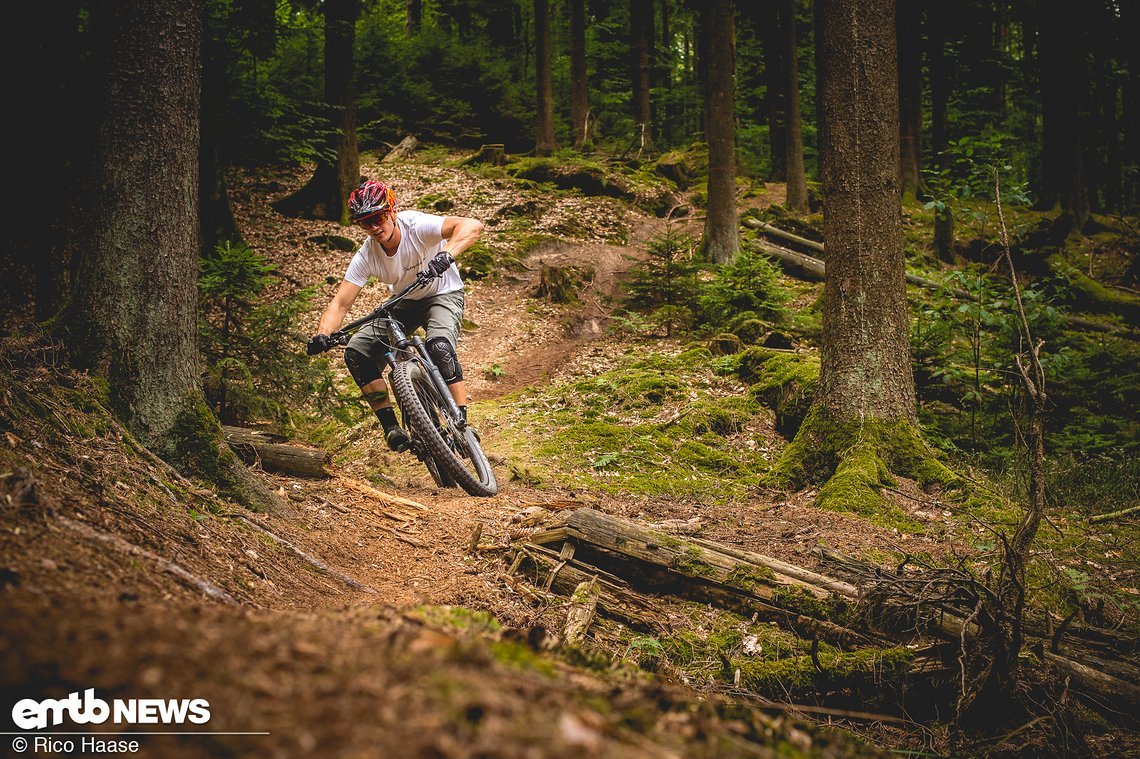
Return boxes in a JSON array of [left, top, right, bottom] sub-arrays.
[[348, 179, 396, 222]]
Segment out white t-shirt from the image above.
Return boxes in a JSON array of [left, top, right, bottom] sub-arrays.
[[343, 210, 462, 299]]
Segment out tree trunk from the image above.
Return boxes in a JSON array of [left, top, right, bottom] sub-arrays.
[[570, 0, 589, 148], [271, 0, 360, 223], [406, 0, 421, 33], [630, 0, 654, 153], [3, 0, 86, 326], [764, 1, 787, 182], [813, 0, 826, 181], [897, 0, 923, 200], [927, 0, 954, 262], [659, 0, 673, 145], [1038, 0, 1090, 227], [1125, 0, 1140, 209], [783, 0, 808, 211], [200, 10, 244, 257], [817, 0, 914, 425], [67, 0, 204, 449], [66, 0, 284, 515], [701, 0, 739, 264], [534, 0, 556, 155]]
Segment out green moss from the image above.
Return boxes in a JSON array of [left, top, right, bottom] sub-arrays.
[[487, 640, 557, 677], [168, 396, 271, 512], [733, 646, 914, 697], [724, 563, 777, 593], [707, 333, 743, 356], [670, 545, 718, 577], [169, 398, 228, 481], [767, 405, 960, 528], [741, 349, 820, 436], [1046, 252, 1140, 323], [413, 605, 502, 635], [770, 586, 853, 624], [732, 318, 769, 345]]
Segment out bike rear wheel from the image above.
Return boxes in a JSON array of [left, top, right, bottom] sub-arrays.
[[390, 360, 498, 497]]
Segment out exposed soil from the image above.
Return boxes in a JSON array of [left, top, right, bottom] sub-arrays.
[[1, 155, 1135, 758]]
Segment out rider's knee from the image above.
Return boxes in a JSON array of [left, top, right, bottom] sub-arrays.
[[425, 336, 464, 383], [345, 346, 383, 387]]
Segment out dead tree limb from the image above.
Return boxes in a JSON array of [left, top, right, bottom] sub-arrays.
[[1089, 504, 1140, 524], [227, 514, 375, 594], [59, 516, 240, 606]]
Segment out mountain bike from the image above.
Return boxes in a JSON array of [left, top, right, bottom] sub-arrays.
[[317, 270, 498, 497]]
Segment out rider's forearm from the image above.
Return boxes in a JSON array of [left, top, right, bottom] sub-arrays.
[[316, 303, 349, 336], [442, 219, 485, 258]]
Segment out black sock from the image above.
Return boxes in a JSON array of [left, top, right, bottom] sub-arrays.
[[375, 406, 398, 430]]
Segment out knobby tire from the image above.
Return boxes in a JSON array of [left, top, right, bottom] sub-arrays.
[[390, 360, 498, 497]]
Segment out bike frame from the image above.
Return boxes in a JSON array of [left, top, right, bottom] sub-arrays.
[[329, 272, 467, 432]]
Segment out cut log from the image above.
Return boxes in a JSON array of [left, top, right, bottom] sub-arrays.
[[563, 577, 600, 644], [381, 134, 418, 163], [222, 426, 331, 478], [462, 143, 506, 166]]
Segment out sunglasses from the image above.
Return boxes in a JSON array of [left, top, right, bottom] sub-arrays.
[[356, 210, 391, 229]]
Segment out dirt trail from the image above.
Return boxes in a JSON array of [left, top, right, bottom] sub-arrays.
[[258, 213, 677, 619]]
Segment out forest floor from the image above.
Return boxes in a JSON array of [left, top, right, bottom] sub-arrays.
[[1, 151, 1137, 758]]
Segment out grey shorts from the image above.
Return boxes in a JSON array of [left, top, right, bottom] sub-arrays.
[[345, 290, 464, 373]]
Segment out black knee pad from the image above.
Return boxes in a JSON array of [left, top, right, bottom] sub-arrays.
[[344, 346, 383, 387], [425, 337, 463, 383]]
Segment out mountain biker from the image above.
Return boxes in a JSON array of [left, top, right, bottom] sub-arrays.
[[307, 178, 484, 452]]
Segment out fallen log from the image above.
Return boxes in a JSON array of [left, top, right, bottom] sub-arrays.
[[742, 219, 1137, 339], [688, 537, 859, 598], [752, 239, 824, 281], [381, 133, 418, 163], [815, 547, 1140, 716], [222, 426, 330, 478], [1089, 503, 1140, 524], [513, 542, 665, 630], [742, 218, 825, 255]]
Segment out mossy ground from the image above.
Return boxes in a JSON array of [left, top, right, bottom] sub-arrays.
[[478, 344, 774, 499]]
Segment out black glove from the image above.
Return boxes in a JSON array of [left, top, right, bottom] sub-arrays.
[[427, 251, 455, 277], [307, 333, 334, 356]]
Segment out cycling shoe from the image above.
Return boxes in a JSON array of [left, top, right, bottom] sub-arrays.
[[385, 425, 411, 452]]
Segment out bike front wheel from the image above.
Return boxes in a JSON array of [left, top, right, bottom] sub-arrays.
[[390, 360, 498, 497]]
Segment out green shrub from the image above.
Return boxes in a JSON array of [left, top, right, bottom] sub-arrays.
[[198, 241, 353, 429]]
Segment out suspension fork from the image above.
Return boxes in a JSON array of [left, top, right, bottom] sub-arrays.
[[383, 321, 465, 431], [409, 335, 466, 430]]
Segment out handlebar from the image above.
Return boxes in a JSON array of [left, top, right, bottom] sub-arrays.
[[322, 269, 436, 350]]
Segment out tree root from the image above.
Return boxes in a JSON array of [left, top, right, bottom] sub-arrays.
[[766, 405, 962, 517]]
